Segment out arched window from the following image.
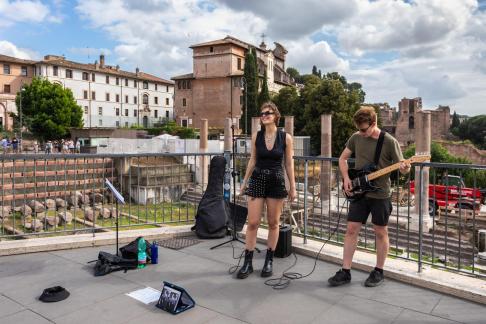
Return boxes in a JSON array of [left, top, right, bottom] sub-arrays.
[[143, 93, 149, 105]]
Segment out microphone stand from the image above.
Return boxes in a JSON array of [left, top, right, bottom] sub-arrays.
[[211, 125, 259, 252]]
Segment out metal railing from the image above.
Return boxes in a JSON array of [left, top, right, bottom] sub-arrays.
[[0, 152, 221, 239], [289, 156, 486, 279], [1, 152, 485, 279]]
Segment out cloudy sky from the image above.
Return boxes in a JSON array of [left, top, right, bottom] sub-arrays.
[[1, 0, 485, 116]]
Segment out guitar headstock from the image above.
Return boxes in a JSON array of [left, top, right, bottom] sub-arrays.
[[409, 154, 431, 164]]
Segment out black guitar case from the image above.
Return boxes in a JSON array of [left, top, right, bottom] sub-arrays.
[[192, 156, 229, 238]]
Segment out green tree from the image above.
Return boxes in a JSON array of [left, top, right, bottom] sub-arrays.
[[403, 142, 486, 188], [312, 65, 319, 77], [286, 67, 302, 83], [454, 115, 486, 149], [273, 86, 306, 131], [241, 49, 259, 134], [451, 111, 460, 130], [14, 77, 83, 141], [258, 69, 271, 108], [303, 77, 360, 156]]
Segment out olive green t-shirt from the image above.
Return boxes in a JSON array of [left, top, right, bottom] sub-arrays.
[[346, 131, 403, 199]]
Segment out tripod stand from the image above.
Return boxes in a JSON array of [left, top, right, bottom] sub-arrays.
[[211, 125, 258, 252]]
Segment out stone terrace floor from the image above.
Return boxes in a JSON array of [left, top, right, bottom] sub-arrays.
[[1, 237, 485, 324]]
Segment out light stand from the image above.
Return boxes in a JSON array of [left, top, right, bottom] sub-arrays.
[[211, 125, 260, 251]]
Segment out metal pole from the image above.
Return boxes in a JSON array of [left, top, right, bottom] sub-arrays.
[[303, 160, 309, 244], [242, 76, 247, 154], [19, 88, 22, 153], [115, 199, 119, 256], [418, 165, 423, 273]]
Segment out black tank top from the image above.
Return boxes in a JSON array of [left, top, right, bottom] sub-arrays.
[[255, 129, 286, 171]]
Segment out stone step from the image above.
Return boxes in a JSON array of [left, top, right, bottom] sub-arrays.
[[0, 168, 115, 186], [0, 158, 112, 172]]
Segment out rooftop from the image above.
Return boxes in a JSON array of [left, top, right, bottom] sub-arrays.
[[0, 53, 174, 85], [1, 231, 485, 324]]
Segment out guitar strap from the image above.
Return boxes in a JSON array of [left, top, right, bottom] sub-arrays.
[[373, 130, 386, 167]]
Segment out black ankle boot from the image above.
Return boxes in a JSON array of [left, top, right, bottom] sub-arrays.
[[261, 248, 274, 278], [237, 250, 254, 279]]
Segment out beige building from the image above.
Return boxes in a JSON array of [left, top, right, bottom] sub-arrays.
[[36, 54, 174, 128], [1, 53, 174, 131], [172, 35, 293, 130], [0, 55, 36, 131]]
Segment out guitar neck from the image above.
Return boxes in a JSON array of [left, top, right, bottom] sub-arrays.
[[367, 161, 403, 181]]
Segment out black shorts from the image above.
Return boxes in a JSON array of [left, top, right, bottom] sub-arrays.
[[348, 197, 392, 226], [245, 168, 287, 199]]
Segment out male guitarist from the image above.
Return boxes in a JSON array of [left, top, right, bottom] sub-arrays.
[[328, 106, 411, 287]]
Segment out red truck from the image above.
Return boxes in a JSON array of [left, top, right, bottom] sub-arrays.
[[410, 175, 485, 216]]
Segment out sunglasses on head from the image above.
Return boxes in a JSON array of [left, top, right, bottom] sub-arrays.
[[260, 111, 275, 117]]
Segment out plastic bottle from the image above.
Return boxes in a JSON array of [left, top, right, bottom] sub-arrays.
[[150, 241, 158, 264], [137, 238, 147, 269]]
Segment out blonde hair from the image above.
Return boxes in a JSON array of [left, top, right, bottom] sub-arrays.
[[259, 101, 281, 128]]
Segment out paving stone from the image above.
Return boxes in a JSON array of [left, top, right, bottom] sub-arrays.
[[0, 295, 24, 319], [1, 238, 485, 324], [0, 309, 52, 324], [393, 309, 459, 324], [431, 295, 486, 324]]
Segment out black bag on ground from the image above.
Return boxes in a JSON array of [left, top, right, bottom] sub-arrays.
[[119, 237, 152, 264], [192, 156, 229, 239], [93, 251, 138, 276]]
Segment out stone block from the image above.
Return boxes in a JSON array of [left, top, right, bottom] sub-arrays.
[[84, 207, 95, 222], [0, 205, 12, 219], [58, 211, 73, 224], [28, 200, 45, 213], [44, 199, 56, 210], [55, 198, 66, 209]]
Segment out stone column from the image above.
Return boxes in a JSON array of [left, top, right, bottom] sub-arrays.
[[320, 114, 332, 203], [199, 119, 208, 188], [224, 118, 232, 152], [283, 116, 294, 192], [412, 111, 431, 231], [284, 116, 294, 137], [251, 117, 261, 135]]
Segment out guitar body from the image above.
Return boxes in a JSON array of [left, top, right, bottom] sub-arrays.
[[343, 155, 430, 202], [344, 163, 379, 202]]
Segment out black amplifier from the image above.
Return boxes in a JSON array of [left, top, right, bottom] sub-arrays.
[[275, 224, 292, 258]]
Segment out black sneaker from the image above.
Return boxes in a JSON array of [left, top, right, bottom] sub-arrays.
[[328, 269, 351, 286], [364, 270, 384, 287]]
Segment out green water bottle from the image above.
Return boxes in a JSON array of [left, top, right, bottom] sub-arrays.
[[137, 238, 147, 269]]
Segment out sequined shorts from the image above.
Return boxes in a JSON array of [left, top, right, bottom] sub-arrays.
[[245, 168, 288, 199]]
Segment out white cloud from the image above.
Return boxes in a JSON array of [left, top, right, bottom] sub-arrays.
[[73, 0, 486, 116], [286, 39, 349, 74], [0, 40, 39, 59], [337, 0, 477, 56], [215, 0, 359, 40], [0, 0, 61, 26], [75, 0, 267, 78]]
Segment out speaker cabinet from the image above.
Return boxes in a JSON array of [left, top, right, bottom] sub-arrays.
[[275, 224, 292, 258]]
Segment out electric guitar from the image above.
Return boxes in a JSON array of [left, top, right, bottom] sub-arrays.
[[344, 154, 431, 202]]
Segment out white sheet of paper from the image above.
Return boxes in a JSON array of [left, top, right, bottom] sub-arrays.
[[126, 287, 161, 305]]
